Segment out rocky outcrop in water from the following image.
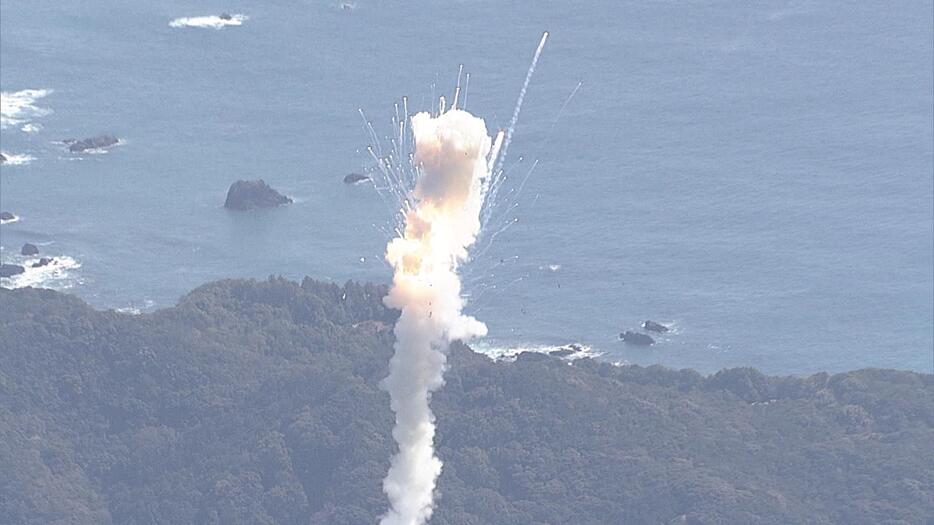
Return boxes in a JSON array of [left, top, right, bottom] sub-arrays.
[[642, 320, 669, 333], [343, 173, 371, 185], [223, 179, 293, 211], [21, 243, 39, 256], [31, 258, 53, 268], [550, 344, 585, 358], [620, 330, 655, 346], [65, 135, 119, 153], [0, 153, 6, 163], [0, 264, 25, 278], [0, 211, 15, 222]]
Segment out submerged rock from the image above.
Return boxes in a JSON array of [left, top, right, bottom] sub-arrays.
[[620, 331, 655, 346], [343, 173, 370, 185], [21, 243, 39, 256], [516, 352, 551, 363], [0, 264, 25, 278], [0, 153, 6, 163], [549, 344, 586, 358], [224, 179, 293, 211], [642, 320, 669, 333], [219, 12, 233, 20], [549, 345, 577, 358], [66, 135, 119, 153], [31, 257, 54, 268]]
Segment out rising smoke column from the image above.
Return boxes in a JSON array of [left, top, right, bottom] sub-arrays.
[[380, 108, 493, 525], [378, 33, 548, 525]]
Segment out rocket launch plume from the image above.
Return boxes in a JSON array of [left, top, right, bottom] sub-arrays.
[[380, 109, 492, 525], [377, 33, 548, 525]]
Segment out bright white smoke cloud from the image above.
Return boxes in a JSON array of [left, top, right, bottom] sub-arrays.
[[378, 32, 548, 525], [380, 109, 492, 525]]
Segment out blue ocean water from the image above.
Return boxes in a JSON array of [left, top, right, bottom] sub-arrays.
[[1, 0, 931, 374]]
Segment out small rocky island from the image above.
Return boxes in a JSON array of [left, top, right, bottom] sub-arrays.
[[0, 211, 15, 223], [343, 173, 371, 185], [620, 330, 655, 346], [642, 320, 669, 333], [31, 257, 54, 268], [0, 264, 25, 278], [224, 179, 293, 211], [64, 135, 120, 153], [21, 243, 39, 256], [549, 343, 587, 358], [618, 320, 669, 346]]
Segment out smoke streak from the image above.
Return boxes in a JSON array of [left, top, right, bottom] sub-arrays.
[[380, 109, 493, 525], [492, 31, 549, 182]]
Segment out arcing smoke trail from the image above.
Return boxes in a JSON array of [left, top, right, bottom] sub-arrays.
[[379, 33, 548, 525], [492, 31, 549, 180], [380, 109, 492, 525]]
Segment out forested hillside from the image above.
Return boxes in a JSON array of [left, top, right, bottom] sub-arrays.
[[1, 278, 931, 524]]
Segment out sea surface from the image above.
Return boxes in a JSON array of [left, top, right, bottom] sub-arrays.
[[2, 0, 932, 374]]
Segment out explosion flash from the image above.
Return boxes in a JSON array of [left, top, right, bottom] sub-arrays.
[[375, 33, 548, 525]]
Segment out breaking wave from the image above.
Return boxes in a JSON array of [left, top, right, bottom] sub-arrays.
[[0, 89, 53, 130], [115, 299, 156, 315], [169, 14, 247, 29], [0, 255, 81, 291], [0, 152, 35, 166], [471, 341, 601, 362]]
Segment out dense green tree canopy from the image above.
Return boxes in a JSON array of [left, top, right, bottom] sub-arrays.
[[1, 278, 931, 524]]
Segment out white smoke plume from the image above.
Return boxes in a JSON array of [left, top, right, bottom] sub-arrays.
[[377, 33, 548, 525], [380, 109, 492, 525]]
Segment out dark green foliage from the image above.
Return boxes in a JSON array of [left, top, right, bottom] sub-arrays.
[[0, 278, 931, 524]]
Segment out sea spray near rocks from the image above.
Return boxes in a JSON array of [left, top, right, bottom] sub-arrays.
[[0, 88, 52, 130]]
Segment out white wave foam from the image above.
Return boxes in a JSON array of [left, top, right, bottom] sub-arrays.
[[0, 214, 19, 225], [0, 89, 53, 130], [116, 306, 141, 315], [21, 123, 42, 133], [0, 152, 35, 166], [663, 321, 681, 335], [82, 144, 121, 155], [169, 14, 247, 29], [115, 299, 155, 315], [642, 320, 680, 336], [471, 341, 601, 362], [0, 255, 81, 290]]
